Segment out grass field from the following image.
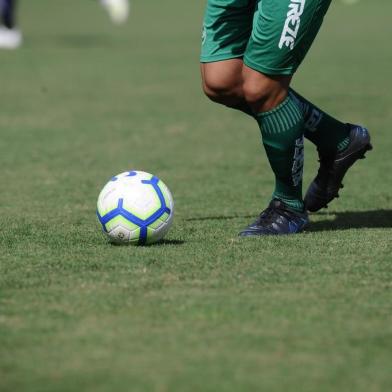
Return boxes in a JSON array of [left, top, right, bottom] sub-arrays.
[[1, 1, 392, 391]]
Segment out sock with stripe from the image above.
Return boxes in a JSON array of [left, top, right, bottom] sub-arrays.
[[256, 95, 305, 212], [290, 89, 350, 155]]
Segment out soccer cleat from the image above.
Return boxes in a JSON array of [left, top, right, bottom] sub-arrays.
[[304, 124, 372, 212], [0, 27, 22, 49], [239, 199, 309, 236], [100, 0, 130, 25]]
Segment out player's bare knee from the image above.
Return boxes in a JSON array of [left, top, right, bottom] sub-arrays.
[[202, 79, 227, 102], [243, 78, 285, 112], [201, 60, 244, 104], [202, 74, 238, 104], [242, 67, 291, 112], [242, 79, 271, 107]]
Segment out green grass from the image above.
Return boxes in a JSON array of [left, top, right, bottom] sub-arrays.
[[1, 1, 392, 391]]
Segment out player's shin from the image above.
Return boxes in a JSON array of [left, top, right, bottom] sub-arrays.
[[256, 95, 305, 212], [289, 89, 350, 156]]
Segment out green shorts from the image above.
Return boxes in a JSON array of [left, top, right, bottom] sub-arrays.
[[200, 0, 332, 75]]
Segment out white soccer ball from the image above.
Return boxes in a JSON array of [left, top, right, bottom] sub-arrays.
[[97, 171, 174, 245]]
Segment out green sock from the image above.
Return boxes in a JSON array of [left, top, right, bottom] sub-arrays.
[[256, 95, 305, 212], [289, 89, 350, 155]]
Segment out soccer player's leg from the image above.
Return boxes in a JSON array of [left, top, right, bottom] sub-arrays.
[[290, 90, 372, 211], [200, 0, 309, 235], [1, 0, 16, 29], [0, 0, 22, 49], [201, 59, 253, 115], [273, 0, 371, 212], [239, 0, 336, 235], [240, 0, 371, 236], [100, 0, 129, 25], [200, 0, 256, 115], [238, 67, 309, 235]]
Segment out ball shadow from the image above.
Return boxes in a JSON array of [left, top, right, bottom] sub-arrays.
[[150, 239, 185, 247], [109, 238, 185, 247]]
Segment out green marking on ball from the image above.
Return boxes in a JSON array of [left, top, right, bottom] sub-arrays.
[[97, 204, 117, 218], [105, 215, 139, 232], [148, 218, 163, 230], [160, 212, 170, 223], [130, 228, 141, 243], [122, 189, 162, 221], [146, 227, 159, 244]]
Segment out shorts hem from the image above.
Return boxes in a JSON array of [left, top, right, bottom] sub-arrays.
[[200, 53, 244, 63], [243, 56, 296, 76]]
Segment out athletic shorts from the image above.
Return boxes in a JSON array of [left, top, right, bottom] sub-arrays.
[[200, 0, 332, 75]]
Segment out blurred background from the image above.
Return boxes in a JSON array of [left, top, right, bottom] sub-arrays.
[[1, 1, 392, 391], [1, 0, 390, 210]]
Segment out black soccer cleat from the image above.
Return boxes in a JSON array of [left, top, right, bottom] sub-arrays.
[[304, 124, 372, 212], [239, 199, 309, 236]]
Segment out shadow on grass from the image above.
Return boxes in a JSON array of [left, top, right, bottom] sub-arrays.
[[186, 215, 254, 222], [110, 239, 185, 247], [187, 210, 392, 232], [308, 210, 392, 232], [150, 239, 185, 246]]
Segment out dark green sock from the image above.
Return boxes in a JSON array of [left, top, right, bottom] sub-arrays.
[[256, 95, 305, 212], [290, 89, 350, 155]]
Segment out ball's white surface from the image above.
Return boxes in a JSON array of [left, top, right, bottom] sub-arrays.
[[97, 171, 174, 245]]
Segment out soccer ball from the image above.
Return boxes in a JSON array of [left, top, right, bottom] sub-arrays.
[[96, 171, 174, 245]]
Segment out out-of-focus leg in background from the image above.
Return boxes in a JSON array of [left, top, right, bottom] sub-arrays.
[[100, 0, 129, 25], [0, 0, 22, 49]]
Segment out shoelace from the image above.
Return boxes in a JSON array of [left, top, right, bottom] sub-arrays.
[[257, 204, 290, 225], [257, 207, 276, 225]]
